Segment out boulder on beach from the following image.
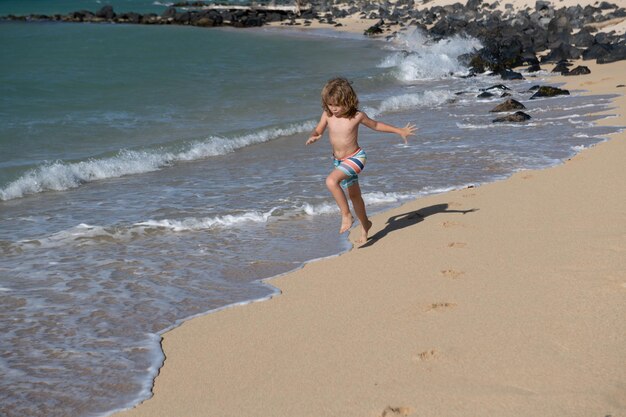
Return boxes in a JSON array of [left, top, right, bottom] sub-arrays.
[[552, 61, 571, 74], [564, 65, 591, 76], [492, 111, 532, 123], [530, 86, 570, 99], [541, 43, 582, 62], [500, 69, 524, 80], [490, 98, 526, 112], [597, 45, 626, 64]]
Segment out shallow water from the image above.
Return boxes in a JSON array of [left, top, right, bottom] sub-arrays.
[[0, 19, 621, 417]]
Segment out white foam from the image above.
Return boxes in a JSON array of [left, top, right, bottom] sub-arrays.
[[136, 209, 276, 231], [380, 29, 481, 81], [364, 90, 455, 118], [362, 190, 417, 204], [299, 202, 337, 216], [456, 122, 538, 129], [0, 121, 316, 201], [18, 223, 114, 249]]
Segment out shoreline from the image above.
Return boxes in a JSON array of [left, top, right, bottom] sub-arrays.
[[113, 58, 626, 417]]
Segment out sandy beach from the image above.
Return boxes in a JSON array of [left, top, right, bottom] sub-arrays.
[[115, 18, 626, 417]]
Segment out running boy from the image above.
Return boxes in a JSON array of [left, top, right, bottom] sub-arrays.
[[306, 78, 416, 244]]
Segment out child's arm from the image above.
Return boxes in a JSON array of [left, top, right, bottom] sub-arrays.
[[306, 113, 328, 145], [360, 112, 417, 144]]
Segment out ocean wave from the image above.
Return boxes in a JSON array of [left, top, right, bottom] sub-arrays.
[[363, 89, 455, 118], [380, 29, 481, 81], [16, 209, 279, 249], [0, 121, 316, 201], [456, 122, 539, 129], [135, 209, 276, 231]]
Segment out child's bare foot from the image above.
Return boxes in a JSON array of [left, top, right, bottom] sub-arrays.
[[340, 213, 353, 234], [357, 219, 372, 244]]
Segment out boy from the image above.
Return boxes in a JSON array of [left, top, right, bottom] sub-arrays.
[[306, 78, 416, 244]]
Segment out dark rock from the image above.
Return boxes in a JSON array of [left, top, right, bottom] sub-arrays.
[[530, 85, 570, 99], [528, 84, 541, 91], [563, 65, 591, 75], [547, 15, 572, 44], [485, 84, 511, 91], [364, 20, 384, 36], [528, 63, 542, 72], [75, 10, 95, 21], [582, 43, 612, 60], [535, 0, 551, 11], [572, 28, 595, 47], [162, 6, 177, 19], [597, 44, 626, 64], [96, 5, 115, 20], [466, 0, 483, 11], [490, 98, 526, 112], [195, 17, 216, 27], [478, 91, 495, 98], [551, 61, 571, 74], [598, 1, 617, 10], [174, 11, 191, 24], [118, 12, 142, 24], [245, 16, 263, 27], [500, 69, 524, 80], [541, 43, 582, 62], [594, 32, 613, 45], [501, 92, 512, 97], [492, 111, 532, 122]]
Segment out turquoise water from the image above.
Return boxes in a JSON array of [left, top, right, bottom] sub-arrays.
[[0, 14, 621, 417]]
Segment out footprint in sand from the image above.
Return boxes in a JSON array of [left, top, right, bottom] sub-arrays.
[[426, 302, 457, 312], [442, 220, 464, 228], [448, 201, 463, 208], [462, 193, 476, 198], [441, 269, 464, 279], [448, 242, 467, 248], [414, 349, 439, 361], [522, 174, 533, 180], [381, 406, 413, 417]]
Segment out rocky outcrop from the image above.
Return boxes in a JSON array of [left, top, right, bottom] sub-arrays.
[[1, 4, 300, 28]]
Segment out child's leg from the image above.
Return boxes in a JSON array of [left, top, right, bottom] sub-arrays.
[[347, 183, 372, 243], [325, 169, 353, 233]]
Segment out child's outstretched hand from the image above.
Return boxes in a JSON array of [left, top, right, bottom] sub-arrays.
[[306, 133, 322, 145], [399, 123, 417, 144]]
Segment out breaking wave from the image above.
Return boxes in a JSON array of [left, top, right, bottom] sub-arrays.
[[363, 89, 456, 118], [380, 29, 482, 81], [0, 121, 316, 201]]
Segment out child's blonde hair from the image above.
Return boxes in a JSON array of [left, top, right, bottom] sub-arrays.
[[321, 78, 359, 118]]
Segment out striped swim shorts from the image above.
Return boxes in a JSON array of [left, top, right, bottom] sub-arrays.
[[333, 147, 367, 189]]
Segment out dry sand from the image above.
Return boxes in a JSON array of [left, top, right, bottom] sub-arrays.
[[115, 38, 626, 417]]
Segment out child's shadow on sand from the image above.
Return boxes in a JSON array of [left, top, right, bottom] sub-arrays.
[[359, 203, 478, 248]]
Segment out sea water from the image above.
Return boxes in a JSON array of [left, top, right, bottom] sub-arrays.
[[0, 11, 621, 417]]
